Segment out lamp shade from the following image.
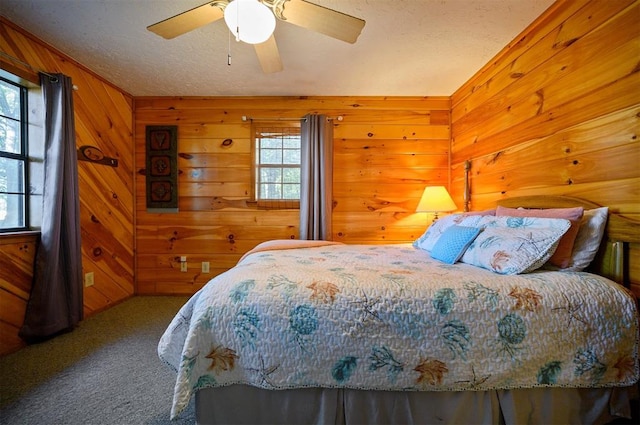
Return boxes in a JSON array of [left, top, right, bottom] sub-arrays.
[[416, 186, 457, 213], [224, 0, 276, 44]]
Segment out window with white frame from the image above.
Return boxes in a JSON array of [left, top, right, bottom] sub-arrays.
[[0, 77, 29, 232], [253, 122, 301, 208]]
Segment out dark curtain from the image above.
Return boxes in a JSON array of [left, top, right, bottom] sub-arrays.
[[299, 114, 333, 240], [20, 73, 82, 342]]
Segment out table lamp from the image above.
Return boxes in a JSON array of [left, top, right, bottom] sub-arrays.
[[416, 186, 457, 222]]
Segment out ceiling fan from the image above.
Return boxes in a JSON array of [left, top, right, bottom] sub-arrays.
[[147, 0, 366, 74]]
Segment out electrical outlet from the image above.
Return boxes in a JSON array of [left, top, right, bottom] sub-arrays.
[[180, 261, 188, 272], [84, 272, 94, 287], [202, 261, 210, 273]]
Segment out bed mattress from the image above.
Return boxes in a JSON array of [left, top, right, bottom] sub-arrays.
[[158, 242, 639, 419]]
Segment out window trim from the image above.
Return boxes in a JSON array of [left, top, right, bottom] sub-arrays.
[[0, 76, 29, 233]]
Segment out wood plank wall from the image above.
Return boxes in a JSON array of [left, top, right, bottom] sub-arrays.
[[0, 234, 37, 354], [134, 97, 450, 294], [4, 0, 638, 354], [0, 18, 135, 355], [450, 0, 640, 297]]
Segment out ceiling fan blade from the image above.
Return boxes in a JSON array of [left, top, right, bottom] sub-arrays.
[[282, 0, 365, 44], [254, 35, 283, 73], [147, 2, 224, 39]]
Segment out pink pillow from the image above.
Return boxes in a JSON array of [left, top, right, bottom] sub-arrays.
[[495, 206, 584, 268], [462, 209, 496, 216]]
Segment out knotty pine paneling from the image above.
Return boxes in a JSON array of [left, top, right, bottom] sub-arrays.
[[450, 0, 640, 297], [134, 97, 450, 293], [0, 18, 135, 354], [0, 234, 36, 355]]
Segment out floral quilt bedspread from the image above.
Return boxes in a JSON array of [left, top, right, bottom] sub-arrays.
[[158, 242, 639, 418]]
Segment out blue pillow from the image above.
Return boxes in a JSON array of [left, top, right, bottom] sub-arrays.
[[430, 225, 481, 264]]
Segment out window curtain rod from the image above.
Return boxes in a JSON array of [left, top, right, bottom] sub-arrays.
[[0, 51, 59, 82], [1, 51, 78, 90], [242, 115, 343, 122]]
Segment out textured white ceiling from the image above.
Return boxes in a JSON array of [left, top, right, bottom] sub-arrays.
[[1, 0, 554, 97]]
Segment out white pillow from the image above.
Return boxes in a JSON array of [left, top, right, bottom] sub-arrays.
[[556, 207, 608, 272], [460, 217, 571, 275]]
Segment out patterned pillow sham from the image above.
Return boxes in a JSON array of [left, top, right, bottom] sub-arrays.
[[413, 212, 492, 252], [496, 206, 584, 269], [460, 216, 571, 275], [430, 225, 482, 264]]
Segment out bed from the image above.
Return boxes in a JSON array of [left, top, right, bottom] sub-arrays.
[[158, 196, 640, 424]]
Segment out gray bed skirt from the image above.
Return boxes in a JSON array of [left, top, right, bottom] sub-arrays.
[[195, 384, 638, 424]]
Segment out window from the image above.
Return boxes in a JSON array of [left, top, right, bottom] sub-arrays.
[[253, 123, 301, 207], [0, 77, 29, 232]]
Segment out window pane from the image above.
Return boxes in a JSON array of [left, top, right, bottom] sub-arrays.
[[260, 183, 281, 199], [0, 193, 25, 228], [0, 78, 22, 155], [283, 137, 299, 149], [0, 116, 21, 154], [283, 168, 299, 183], [260, 149, 282, 165], [282, 184, 299, 199], [0, 157, 25, 193], [260, 138, 281, 149], [283, 149, 300, 165], [0, 80, 20, 120], [260, 167, 281, 183]]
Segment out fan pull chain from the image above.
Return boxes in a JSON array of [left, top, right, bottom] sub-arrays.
[[227, 30, 232, 66], [235, 2, 240, 42]]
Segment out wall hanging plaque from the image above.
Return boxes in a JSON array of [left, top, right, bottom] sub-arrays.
[[77, 145, 118, 167], [146, 125, 178, 212]]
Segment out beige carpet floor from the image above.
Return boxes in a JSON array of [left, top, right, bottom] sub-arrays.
[[0, 296, 194, 424]]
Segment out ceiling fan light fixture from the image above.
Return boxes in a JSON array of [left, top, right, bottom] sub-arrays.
[[224, 0, 276, 45]]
